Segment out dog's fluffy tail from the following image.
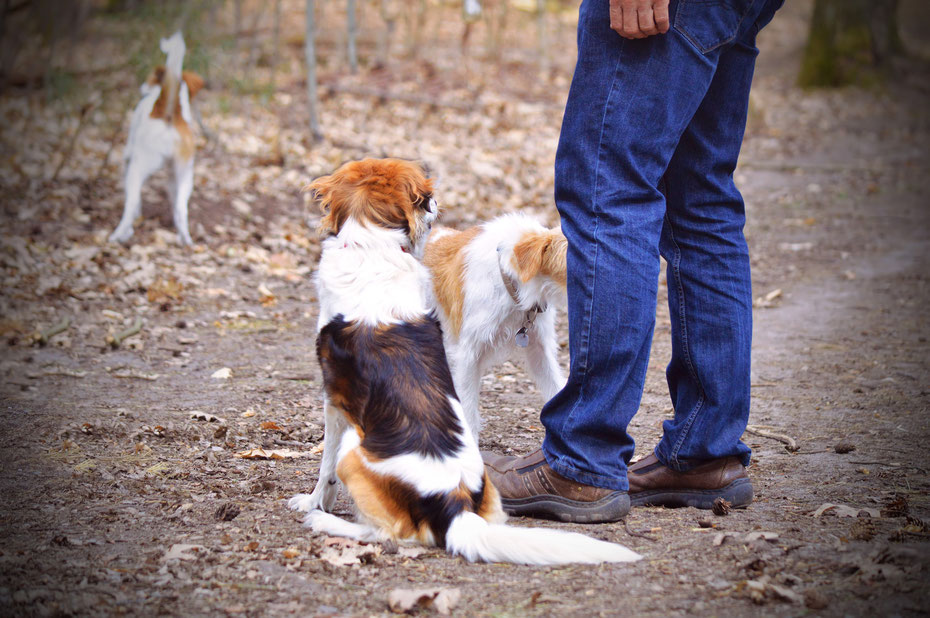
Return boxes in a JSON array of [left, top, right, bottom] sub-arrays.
[[158, 31, 185, 122], [445, 512, 641, 565]]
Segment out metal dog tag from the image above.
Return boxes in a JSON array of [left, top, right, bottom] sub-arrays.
[[515, 327, 529, 348]]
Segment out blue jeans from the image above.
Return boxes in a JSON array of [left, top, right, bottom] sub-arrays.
[[542, 0, 783, 491]]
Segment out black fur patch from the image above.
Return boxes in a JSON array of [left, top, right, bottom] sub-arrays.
[[382, 476, 487, 547], [317, 314, 463, 460]]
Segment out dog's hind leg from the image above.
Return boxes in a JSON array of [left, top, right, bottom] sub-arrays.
[[524, 314, 566, 402], [172, 156, 194, 246], [110, 151, 159, 244], [451, 356, 482, 443], [289, 397, 346, 513]]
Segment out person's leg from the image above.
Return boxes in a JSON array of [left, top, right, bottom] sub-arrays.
[[484, 0, 780, 520], [654, 28, 761, 471], [542, 0, 756, 491], [627, 2, 784, 508]]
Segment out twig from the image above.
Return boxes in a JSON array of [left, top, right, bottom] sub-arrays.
[[51, 102, 95, 182], [95, 119, 125, 181], [33, 317, 71, 346], [744, 425, 799, 452], [28, 367, 87, 379], [193, 103, 217, 143], [323, 83, 477, 112], [111, 369, 159, 381], [279, 375, 314, 381], [849, 460, 928, 474], [106, 317, 143, 349], [622, 519, 657, 542]]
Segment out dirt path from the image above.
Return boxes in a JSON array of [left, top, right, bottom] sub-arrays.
[[2, 3, 930, 616]]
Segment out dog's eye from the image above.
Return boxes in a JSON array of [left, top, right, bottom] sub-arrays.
[[415, 193, 434, 211]]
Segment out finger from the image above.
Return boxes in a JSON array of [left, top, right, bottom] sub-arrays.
[[637, 7, 658, 36], [609, 0, 624, 35], [622, 7, 644, 38], [653, 0, 670, 33]]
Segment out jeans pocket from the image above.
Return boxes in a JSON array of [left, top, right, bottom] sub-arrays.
[[674, 0, 757, 54]]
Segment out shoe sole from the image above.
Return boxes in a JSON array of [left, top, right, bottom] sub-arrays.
[[629, 478, 753, 509], [500, 492, 631, 524]]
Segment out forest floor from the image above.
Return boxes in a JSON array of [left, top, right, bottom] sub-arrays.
[[1, 2, 929, 616]]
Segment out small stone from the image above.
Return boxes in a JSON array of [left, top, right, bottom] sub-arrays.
[[834, 441, 856, 454], [712, 497, 732, 516], [804, 589, 829, 610], [698, 520, 715, 528]]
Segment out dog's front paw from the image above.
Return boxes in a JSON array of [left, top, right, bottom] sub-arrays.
[[288, 493, 320, 513], [303, 509, 332, 532], [109, 228, 133, 244]]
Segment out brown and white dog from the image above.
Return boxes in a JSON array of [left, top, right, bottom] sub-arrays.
[[424, 214, 568, 441], [288, 159, 639, 564], [109, 32, 203, 246]]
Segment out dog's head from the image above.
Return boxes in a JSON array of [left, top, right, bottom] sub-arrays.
[[307, 158, 437, 254], [143, 67, 204, 99], [511, 228, 568, 287]]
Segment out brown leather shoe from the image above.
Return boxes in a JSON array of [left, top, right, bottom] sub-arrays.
[[628, 453, 753, 509], [482, 449, 630, 523]]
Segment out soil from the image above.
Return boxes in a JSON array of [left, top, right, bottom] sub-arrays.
[[1, 2, 929, 616]]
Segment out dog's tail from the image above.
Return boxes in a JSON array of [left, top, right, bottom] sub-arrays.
[[445, 512, 641, 565], [157, 31, 185, 123]]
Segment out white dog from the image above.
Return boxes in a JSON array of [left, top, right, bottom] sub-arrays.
[[287, 159, 639, 565], [109, 32, 203, 246], [423, 213, 568, 440]]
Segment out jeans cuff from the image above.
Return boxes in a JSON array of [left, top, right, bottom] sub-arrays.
[[543, 447, 629, 492], [654, 445, 752, 472]]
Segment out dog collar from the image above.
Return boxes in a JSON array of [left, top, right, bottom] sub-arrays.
[[497, 247, 546, 348], [339, 240, 411, 253], [497, 249, 547, 314]]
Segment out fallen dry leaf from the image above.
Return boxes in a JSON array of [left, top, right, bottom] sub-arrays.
[[387, 588, 461, 615], [234, 448, 313, 460], [812, 503, 880, 518], [320, 542, 382, 566], [162, 544, 205, 562], [190, 411, 225, 423]]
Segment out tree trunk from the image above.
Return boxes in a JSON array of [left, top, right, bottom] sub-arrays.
[[347, 0, 358, 74], [377, 0, 397, 69], [799, 0, 902, 88], [271, 0, 281, 87], [306, 0, 322, 140], [537, 0, 548, 78]]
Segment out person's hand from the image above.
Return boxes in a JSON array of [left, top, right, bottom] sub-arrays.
[[609, 0, 670, 39]]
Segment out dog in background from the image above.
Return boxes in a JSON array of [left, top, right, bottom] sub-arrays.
[[424, 214, 568, 440], [109, 32, 203, 246], [288, 158, 639, 565]]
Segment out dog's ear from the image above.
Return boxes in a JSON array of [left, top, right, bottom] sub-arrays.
[[304, 173, 343, 237], [513, 229, 568, 284], [512, 233, 552, 283], [182, 71, 204, 98], [146, 65, 166, 87]]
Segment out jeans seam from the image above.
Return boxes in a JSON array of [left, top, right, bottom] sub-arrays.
[[557, 36, 626, 443], [663, 212, 706, 468]]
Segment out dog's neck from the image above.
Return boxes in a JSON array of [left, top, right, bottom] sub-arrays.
[[331, 218, 417, 256], [317, 218, 432, 327]]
